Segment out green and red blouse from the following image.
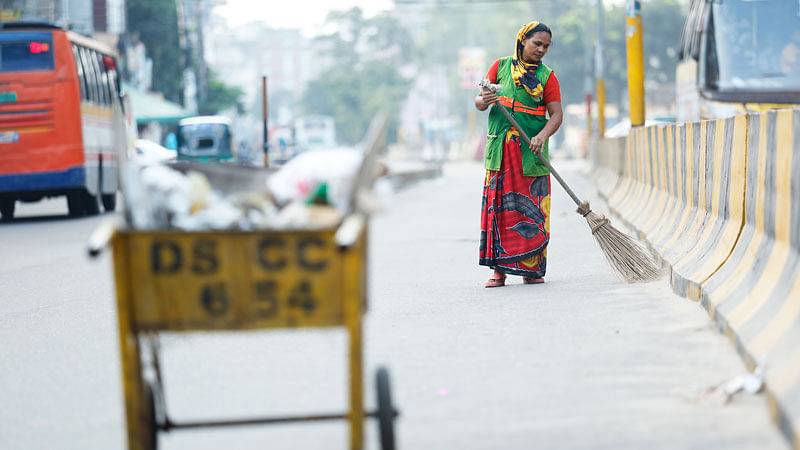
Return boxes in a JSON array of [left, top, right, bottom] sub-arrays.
[[484, 56, 561, 177]]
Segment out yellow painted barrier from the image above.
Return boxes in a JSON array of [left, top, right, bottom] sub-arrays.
[[593, 107, 800, 449], [641, 124, 683, 246], [670, 115, 748, 299], [636, 124, 672, 239], [659, 120, 711, 267], [646, 123, 689, 254], [627, 125, 669, 234], [608, 127, 651, 230], [700, 108, 800, 448]]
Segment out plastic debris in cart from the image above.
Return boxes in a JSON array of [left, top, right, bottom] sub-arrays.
[[116, 113, 389, 232], [267, 146, 391, 215]]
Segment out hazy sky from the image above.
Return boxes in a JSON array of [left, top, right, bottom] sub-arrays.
[[213, 0, 395, 37], [213, 0, 671, 38]]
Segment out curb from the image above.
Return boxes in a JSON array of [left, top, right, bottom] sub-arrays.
[[383, 159, 442, 190]]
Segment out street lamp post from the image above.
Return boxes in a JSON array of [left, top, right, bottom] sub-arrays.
[[625, 0, 646, 127]]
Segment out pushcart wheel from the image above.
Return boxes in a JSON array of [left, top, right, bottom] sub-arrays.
[[375, 367, 396, 450], [143, 382, 158, 450]]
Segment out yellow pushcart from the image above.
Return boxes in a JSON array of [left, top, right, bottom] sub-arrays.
[[91, 116, 398, 450], [96, 213, 396, 450]]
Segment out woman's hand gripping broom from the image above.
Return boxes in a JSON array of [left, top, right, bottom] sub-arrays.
[[479, 80, 661, 282]]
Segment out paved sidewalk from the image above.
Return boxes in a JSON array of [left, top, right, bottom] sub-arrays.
[[364, 159, 788, 449]]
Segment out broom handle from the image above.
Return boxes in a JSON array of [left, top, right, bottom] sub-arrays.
[[491, 101, 585, 209]]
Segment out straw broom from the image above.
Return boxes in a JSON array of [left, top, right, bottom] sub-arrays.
[[480, 82, 661, 283]]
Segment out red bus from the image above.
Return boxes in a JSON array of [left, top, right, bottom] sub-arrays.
[[0, 22, 124, 220]]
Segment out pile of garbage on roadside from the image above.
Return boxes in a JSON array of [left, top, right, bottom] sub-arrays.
[[120, 145, 391, 231]]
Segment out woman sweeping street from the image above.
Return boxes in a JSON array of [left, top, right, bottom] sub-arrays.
[[476, 21, 563, 288]]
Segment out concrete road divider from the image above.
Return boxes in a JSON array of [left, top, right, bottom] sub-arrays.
[[669, 115, 747, 300], [635, 124, 675, 243], [607, 126, 650, 231], [625, 125, 669, 235], [590, 107, 800, 449], [701, 108, 800, 447], [642, 123, 686, 251]]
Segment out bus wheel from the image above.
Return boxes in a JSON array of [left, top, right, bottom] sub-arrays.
[[67, 192, 83, 217], [84, 190, 100, 216], [67, 190, 100, 217], [0, 198, 14, 221], [102, 193, 117, 212]]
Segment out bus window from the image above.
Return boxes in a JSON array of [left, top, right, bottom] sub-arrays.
[[72, 45, 87, 100], [98, 53, 113, 105], [0, 33, 54, 72], [80, 46, 99, 104], [707, 0, 800, 92], [105, 57, 119, 100], [678, 0, 800, 121], [91, 50, 108, 105], [77, 47, 91, 102], [112, 62, 120, 95], [101, 54, 112, 104], [679, 0, 698, 59], [688, 1, 706, 61]]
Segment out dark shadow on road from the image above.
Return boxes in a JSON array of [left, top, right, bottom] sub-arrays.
[[0, 212, 115, 225]]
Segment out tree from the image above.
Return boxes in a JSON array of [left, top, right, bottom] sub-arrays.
[[584, 0, 684, 107], [410, 0, 684, 113], [546, 9, 594, 107], [641, 0, 684, 85], [198, 72, 244, 115], [300, 8, 413, 145], [299, 1, 684, 143], [126, 0, 183, 103], [303, 62, 410, 145]]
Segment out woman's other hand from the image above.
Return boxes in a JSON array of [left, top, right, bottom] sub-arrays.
[[529, 135, 545, 154]]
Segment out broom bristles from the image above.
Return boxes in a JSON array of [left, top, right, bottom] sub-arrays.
[[584, 211, 662, 283]]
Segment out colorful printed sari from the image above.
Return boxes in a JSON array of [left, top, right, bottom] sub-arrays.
[[479, 129, 551, 278]]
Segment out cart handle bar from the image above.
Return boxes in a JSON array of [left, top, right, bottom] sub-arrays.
[[160, 409, 399, 431], [87, 219, 117, 258], [335, 213, 366, 249]]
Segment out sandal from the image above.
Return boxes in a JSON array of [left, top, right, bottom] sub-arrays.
[[484, 273, 506, 288], [523, 277, 545, 284]]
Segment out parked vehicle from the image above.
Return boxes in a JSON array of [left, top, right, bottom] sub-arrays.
[[0, 22, 124, 220], [294, 115, 335, 150], [176, 116, 233, 162]]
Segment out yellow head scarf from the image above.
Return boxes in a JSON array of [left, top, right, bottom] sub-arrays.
[[511, 21, 545, 100]]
